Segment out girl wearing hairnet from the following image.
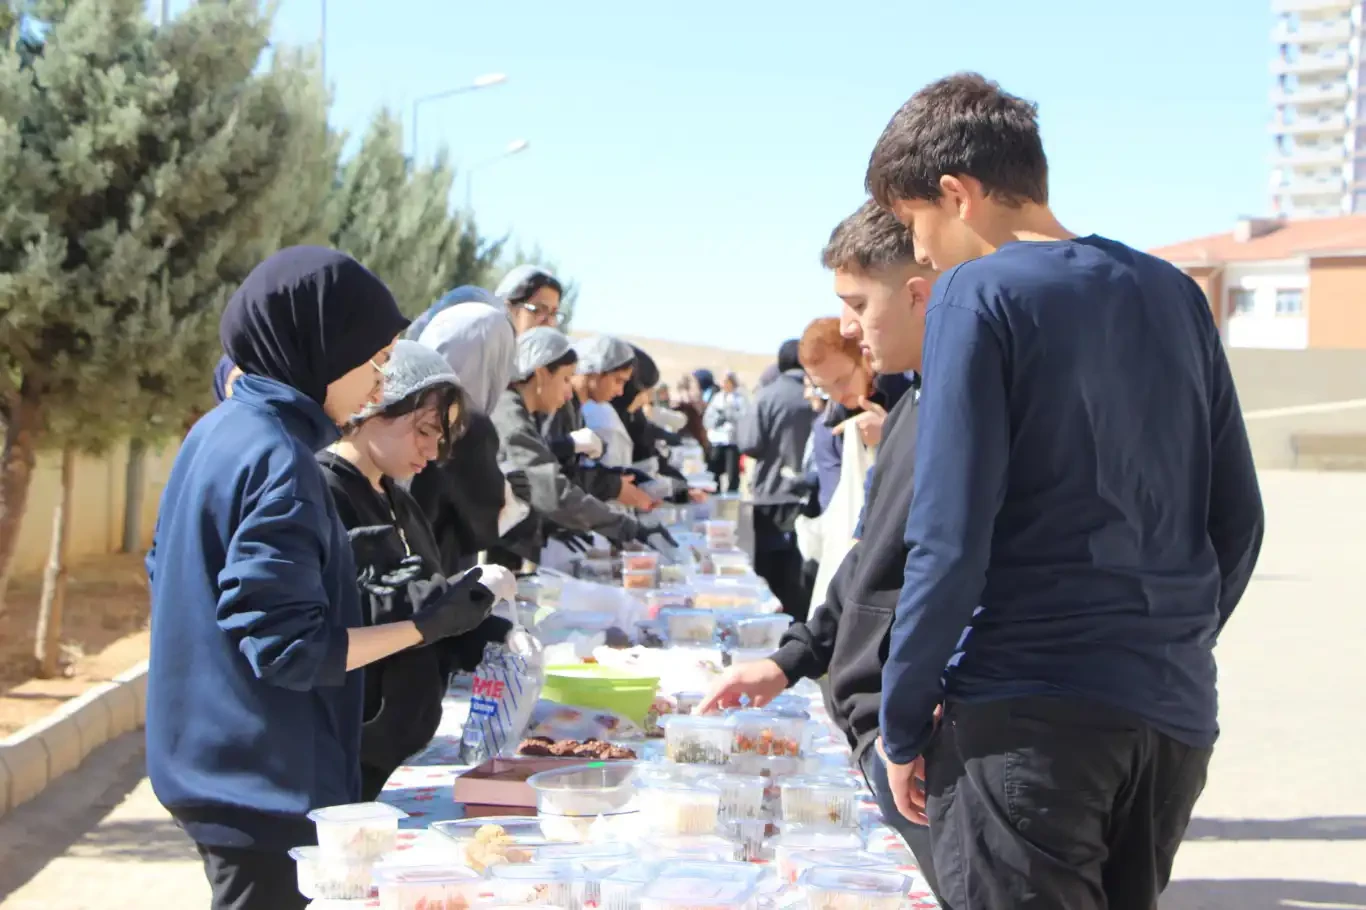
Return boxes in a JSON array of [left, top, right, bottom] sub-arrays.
[[317, 340, 523, 801], [490, 327, 675, 566], [411, 297, 533, 574]]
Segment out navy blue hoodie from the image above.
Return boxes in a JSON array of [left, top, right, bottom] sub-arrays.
[[146, 375, 361, 848], [146, 247, 408, 850]]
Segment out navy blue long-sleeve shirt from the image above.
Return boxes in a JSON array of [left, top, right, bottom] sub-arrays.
[[146, 375, 364, 849], [880, 236, 1264, 763]]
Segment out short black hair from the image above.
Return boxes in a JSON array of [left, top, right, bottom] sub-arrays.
[[505, 271, 564, 305], [371, 383, 470, 460], [866, 72, 1048, 209], [820, 200, 919, 273]]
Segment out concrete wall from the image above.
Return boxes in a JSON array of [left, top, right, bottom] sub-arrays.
[[1227, 347, 1366, 468], [8, 441, 179, 577]]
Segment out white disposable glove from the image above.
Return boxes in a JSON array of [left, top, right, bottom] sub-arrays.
[[497, 481, 532, 536], [505, 625, 542, 661], [469, 563, 517, 605], [569, 428, 605, 459]]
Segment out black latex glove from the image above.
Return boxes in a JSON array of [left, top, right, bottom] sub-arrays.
[[552, 527, 594, 554], [444, 615, 516, 673], [411, 567, 496, 644], [637, 522, 678, 551], [505, 468, 532, 504]]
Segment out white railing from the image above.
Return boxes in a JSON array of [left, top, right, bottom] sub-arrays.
[[1269, 112, 1349, 133]]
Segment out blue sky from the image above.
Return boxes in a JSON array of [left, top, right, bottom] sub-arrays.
[[194, 1, 1272, 352]]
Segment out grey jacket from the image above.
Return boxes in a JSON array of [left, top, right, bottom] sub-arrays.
[[737, 370, 816, 505], [491, 388, 640, 559]]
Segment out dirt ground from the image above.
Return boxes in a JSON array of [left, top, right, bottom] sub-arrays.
[[0, 552, 151, 737]]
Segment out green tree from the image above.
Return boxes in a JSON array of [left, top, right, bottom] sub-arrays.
[[0, 0, 336, 623], [330, 109, 497, 316]]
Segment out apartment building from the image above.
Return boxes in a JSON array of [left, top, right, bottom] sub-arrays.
[[1270, 0, 1366, 219], [1150, 214, 1366, 349]]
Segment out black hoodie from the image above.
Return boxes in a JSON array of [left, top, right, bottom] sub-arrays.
[[769, 388, 918, 761], [316, 452, 511, 783]]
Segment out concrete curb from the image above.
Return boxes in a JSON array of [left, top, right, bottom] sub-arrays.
[[0, 660, 148, 819]]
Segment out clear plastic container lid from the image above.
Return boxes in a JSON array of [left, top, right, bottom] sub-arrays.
[[532, 842, 637, 864], [780, 774, 862, 795], [640, 877, 757, 909], [774, 827, 865, 852], [430, 816, 546, 843], [307, 802, 408, 824], [372, 864, 481, 887], [646, 835, 737, 862], [800, 867, 911, 897], [487, 861, 586, 883], [728, 648, 775, 666], [662, 713, 733, 735]]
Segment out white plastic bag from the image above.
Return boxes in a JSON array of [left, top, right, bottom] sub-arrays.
[[460, 643, 545, 762]]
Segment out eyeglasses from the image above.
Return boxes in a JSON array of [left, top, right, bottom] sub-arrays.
[[518, 301, 564, 326]]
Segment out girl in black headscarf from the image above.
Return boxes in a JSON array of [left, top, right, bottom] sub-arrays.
[[146, 247, 510, 910]]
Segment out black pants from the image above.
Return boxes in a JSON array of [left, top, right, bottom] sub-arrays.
[[925, 696, 1211, 910], [859, 747, 950, 908], [197, 843, 307, 910], [753, 543, 809, 622], [708, 445, 741, 493]]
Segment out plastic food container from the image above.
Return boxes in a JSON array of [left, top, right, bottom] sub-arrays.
[[525, 762, 640, 843], [707, 549, 750, 578], [622, 551, 661, 573], [289, 846, 374, 900], [734, 615, 793, 650], [431, 816, 547, 847], [622, 568, 656, 590], [639, 875, 757, 910], [779, 775, 861, 827], [658, 564, 690, 586], [662, 608, 718, 645], [517, 576, 564, 609], [373, 864, 483, 910], [786, 852, 905, 890], [731, 709, 805, 758], [720, 819, 768, 862], [663, 714, 733, 766], [673, 691, 704, 716], [709, 774, 766, 822], [308, 802, 408, 862], [601, 863, 658, 910], [692, 582, 765, 612], [772, 829, 866, 883], [646, 835, 736, 863], [639, 779, 721, 835], [800, 867, 912, 910], [645, 589, 694, 617], [727, 648, 775, 668], [486, 861, 586, 908], [653, 861, 764, 885], [702, 520, 738, 550], [576, 558, 616, 583]]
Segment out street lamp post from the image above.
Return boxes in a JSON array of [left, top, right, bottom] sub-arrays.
[[466, 139, 530, 211], [411, 73, 508, 158]]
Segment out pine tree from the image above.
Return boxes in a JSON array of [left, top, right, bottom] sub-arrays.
[[0, 0, 336, 613]]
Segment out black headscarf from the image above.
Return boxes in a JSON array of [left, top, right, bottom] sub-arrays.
[[212, 354, 235, 404], [777, 339, 802, 374], [220, 247, 409, 406]]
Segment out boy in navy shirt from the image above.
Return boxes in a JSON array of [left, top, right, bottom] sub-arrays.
[[865, 73, 1264, 909]]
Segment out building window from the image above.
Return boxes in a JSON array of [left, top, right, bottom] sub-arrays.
[[1275, 288, 1305, 316], [1229, 289, 1256, 316]]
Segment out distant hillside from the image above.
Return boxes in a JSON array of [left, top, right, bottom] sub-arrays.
[[571, 332, 778, 392]]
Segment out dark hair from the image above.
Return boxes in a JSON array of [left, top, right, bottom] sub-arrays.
[[865, 72, 1048, 209], [820, 200, 919, 273], [506, 271, 564, 305], [375, 383, 470, 460], [546, 349, 578, 373]]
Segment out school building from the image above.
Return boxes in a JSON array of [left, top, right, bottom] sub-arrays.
[[1150, 213, 1366, 350]]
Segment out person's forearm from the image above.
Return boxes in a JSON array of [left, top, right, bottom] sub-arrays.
[[346, 621, 422, 671]]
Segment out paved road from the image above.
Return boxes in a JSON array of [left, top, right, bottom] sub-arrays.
[[2, 470, 1363, 910]]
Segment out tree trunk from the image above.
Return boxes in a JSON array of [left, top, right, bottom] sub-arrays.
[[34, 446, 75, 679], [0, 392, 43, 615], [122, 439, 146, 553]]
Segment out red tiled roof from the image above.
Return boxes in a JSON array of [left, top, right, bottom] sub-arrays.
[[1149, 215, 1366, 265]]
